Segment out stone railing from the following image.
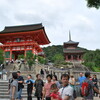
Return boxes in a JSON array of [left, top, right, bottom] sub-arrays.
[[50, 69, 100, 86]]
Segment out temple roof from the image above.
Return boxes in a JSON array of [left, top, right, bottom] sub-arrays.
[[0, 23, 43, 33], [63, 47, 85, 53], [0, 23, 50, 45], [64, 40, 79, 44]]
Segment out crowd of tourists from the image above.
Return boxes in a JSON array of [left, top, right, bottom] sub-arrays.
[[9, 71, 100, 100]]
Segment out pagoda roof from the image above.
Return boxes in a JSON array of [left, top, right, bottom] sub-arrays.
[[64, 40, 79, 44], [63, 47, 85, 53], [0, 23, 44, 33]]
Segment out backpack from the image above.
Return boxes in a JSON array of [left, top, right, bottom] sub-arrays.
[[81, 81, 90, 96], [8, 78, 13, 89]]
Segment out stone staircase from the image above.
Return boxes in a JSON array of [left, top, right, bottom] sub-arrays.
[[0, 80, 34, 99], [72, 62, 92, 72]]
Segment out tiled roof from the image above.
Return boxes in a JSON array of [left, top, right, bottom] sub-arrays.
[[64, 40, 79, 44], [0, 23, 43, 33], [63, 48, 85, 53]]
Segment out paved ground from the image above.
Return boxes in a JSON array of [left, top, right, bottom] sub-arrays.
[[0, 97, 100, 100]]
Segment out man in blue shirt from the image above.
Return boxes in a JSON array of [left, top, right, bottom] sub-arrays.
[[78, 73, 86, 86]]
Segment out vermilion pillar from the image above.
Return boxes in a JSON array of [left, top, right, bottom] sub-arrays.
[[24, 50, 26, 57], [66, 55, 68, 60], [10, 50, 12, 61], [24, 46, 26, 57]]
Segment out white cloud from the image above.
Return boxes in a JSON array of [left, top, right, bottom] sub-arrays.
[[0, 0, 100, 50]]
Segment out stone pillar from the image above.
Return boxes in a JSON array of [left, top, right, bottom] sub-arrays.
[[77, 55, 79, 60], [71, 55, 73, 61], [69, 68, 73, 75]]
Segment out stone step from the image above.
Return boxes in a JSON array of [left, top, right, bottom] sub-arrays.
[[0, 88, 27, 92], [0, 95, 35, 98], [0, 85, 27, 88], [0, 91, 28, 95]]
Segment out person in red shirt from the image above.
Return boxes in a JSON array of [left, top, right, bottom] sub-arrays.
[[50, 84, 62, 100], [42, 74, 53, 100]]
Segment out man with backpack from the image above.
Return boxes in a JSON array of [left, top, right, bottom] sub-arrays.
[[81, 72, 100, 100]]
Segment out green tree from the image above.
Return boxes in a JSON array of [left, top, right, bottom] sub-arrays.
[[83, 49, 100, 72], [0, 49, 4, 64], [26, 52, 35, 71], [52, 53, 64, 64], [86, 0, 100, 9], [43, 45, 63, 62], [38, 56, 46, 64], [18, 54, 24, 60]]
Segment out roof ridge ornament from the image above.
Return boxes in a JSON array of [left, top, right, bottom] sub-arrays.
[[69, 30, 71, 41]]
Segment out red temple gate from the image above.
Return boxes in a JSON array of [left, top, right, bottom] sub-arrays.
[[0, 23, 50, 61]]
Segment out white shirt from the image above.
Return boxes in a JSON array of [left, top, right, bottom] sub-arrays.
[[59, 85, 74, 100]]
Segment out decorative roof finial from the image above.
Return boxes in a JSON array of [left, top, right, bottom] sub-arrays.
[[69, 30, 71, 41]]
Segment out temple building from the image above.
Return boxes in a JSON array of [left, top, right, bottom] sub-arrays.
[[63, 33, 85, 62], [0, 23, 50, 61]]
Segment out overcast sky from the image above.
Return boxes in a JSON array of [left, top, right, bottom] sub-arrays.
[[0, 0, 100, 50]]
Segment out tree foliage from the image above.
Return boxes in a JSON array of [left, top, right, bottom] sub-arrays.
[[18, 54, 25, 60], [52, 53, 64, 64], [83, 49, 100, 71], [25, 52, 46, 70], [43, 45, 63, 63], [38, 56, 46, 64], [0, 49, 4, 64], [26, 52, 36, 70], [86, 0, 100, 9]]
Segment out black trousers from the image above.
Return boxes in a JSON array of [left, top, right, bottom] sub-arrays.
[[27, 89, 32, 100], [37, 97, 42, 100], [46, 97, 51, 100]]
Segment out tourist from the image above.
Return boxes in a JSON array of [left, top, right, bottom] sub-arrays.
[[92, 74, 99, 97], [17, 71, 24, 100], [78, 73, 86, 86], [50, 83, 62, 100], [34, 74, 44, 100], [8, 77, 13, 94], [69, 75, 77, 99], [42, 74, 53, 100], [59, 74, 74, 100], [25, 74, 35, 100], [69, 75, 75, 88], [40, 69, 44, 79], [9, 72, 18, 100], [83, 72, 100, 100], [2, 68, 8, 80], [52, 75, 61, 88]]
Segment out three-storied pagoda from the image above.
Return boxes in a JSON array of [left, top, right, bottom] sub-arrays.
[[0, 23, 50, 61], [63, 33, 85, 62]]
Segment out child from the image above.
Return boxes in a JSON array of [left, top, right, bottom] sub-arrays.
[[50, 84, 62, 100]]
